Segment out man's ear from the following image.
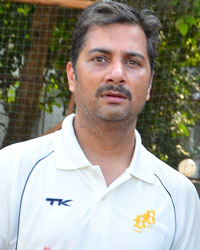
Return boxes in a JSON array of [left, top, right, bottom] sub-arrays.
[[146, 71, 154, 101], [66, 61, 76, 93]]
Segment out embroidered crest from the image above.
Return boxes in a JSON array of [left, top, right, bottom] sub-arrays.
[[133, 210, 155, 232]]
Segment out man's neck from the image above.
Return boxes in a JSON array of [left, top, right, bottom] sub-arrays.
[[73, 115, 136, 186]]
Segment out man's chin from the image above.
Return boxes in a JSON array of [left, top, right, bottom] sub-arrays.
[[96, 110, 130, 122]]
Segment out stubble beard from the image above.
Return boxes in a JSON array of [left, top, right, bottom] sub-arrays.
[[92, 83, 136, 125], [76, 95, 145, 131], [95, 102, 133, 122], [75, 82, 146, 131]]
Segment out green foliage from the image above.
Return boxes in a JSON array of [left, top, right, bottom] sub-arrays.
[[39, 15, 77, 115], [0, 2, 33, 111], [7, 81, 20, 103], [137, 0, 200, 168]]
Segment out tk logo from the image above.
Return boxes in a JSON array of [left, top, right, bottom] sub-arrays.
[[46, 198, 73, 206]]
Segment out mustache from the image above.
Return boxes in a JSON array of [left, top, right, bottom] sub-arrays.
[[95, 84, 132, 101]]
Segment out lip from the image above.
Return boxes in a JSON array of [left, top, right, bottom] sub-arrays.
[[100, 91, 127, 103]]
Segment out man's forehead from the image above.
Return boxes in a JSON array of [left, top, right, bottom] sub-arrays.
[[86, 23, 143, 36], [81, 23, 148, 56]]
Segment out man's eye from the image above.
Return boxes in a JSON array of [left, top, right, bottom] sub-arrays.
[[127, 59, 139, 66], [94, 57, 106, 63]]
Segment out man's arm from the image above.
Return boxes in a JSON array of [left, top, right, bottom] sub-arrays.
[[172, 179, 200, 250]]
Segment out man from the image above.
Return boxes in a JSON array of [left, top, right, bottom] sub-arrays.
[[0, 1, 199, 250]]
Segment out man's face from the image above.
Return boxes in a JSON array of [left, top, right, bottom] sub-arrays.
[[67, 23, 153, 125]]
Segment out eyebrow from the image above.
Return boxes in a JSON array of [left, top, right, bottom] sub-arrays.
[[88, 48, 145, 61], [125, 51, 145, 61], [88, 48, 112, 55]]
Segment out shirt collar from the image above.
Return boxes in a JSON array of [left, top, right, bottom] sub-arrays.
[[55, 114, 92, 170], [55, 114, 155, 184], [125, 130, 155, 184]]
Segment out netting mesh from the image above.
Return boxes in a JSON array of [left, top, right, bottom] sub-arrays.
[[0, 0, 200, 174]]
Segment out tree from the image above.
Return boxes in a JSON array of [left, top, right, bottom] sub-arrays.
[[0, 2, 76, 147], [137, 0, 200, 167], [2, 5, 59, 147]]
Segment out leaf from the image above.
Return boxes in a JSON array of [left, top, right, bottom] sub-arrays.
[[172, 0, 179, 7], [180, 23, 189, 36], [185, 15, 196, 25], [178, 123, 190, 137], [175, 19, 189, 36], [7, 87, 15, 103]]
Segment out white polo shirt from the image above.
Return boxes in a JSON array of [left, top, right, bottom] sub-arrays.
[[0, 114, 199, 250]]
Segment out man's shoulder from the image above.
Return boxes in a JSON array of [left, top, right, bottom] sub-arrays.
[[143, 146, 198, 198], [0, 131, 58, 171]]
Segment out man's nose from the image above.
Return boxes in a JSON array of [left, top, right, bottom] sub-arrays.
[[105, 61, 126, 85]]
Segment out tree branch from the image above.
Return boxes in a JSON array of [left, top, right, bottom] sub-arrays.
[[9, 0, 96, 9]]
